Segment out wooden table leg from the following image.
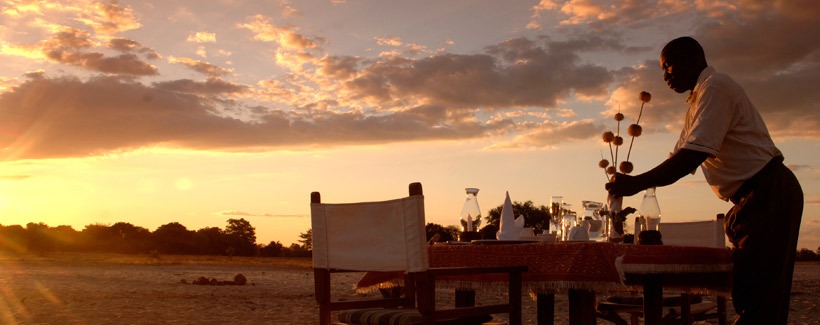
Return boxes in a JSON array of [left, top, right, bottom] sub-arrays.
[[717, 295, 728, 325], [642, 275, 663, 325], [568, 289, 596, 325], [455, 288, 476, 307], [536, 293, 554, 325]]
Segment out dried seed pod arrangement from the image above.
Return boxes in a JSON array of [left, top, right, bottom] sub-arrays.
[[599, 91, 651, 179]]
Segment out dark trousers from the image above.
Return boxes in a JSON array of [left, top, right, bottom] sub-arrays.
[[725, 157, 803, 325]]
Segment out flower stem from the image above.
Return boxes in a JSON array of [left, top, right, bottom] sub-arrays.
[[608, 142, 615, 165], [626, 136, 635, 161], [615, 128, 620, 165], [636, 102, 645, 124], [626, 102, 646, 162], [615, 106, 621, 165]]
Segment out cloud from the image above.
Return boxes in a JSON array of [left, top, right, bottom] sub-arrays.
[[788, 164, 813, 172], [1, 1, 156, 74], [527, 0, 557, 30], [186, 32, 216, 43], [280, 5, 302, 17], [237, 15, 324, 51], [0, 41, 47, 60], [0, 31, 639, 160], [0, 175, 31, 181], [317, 55, 362, 80], [0, 0, 139, 40], [1, 0, 817, 160], [34, 28, 159, 75], [528, 0, 820, 141], [489, 119, 603, 149], [167, 56, 232, 76], [344, 37, 612, 110], [74, 0, 142, 35], [375, 36, 402, 47], [540, 0, 691, 26], [152, 77, 248, 94], [106, 38, 160, 59], [0, 75, 491, 160], [571, 1, 819, 141], [686, 1, 820, 139]]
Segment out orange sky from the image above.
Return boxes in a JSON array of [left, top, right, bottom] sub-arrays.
[[0, 0, 818, 249]]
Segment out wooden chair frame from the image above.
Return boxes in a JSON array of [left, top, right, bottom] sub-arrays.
[[312, 182, 527, 325]]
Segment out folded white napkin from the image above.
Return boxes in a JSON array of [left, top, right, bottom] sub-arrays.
[[568, 220, 591, 241], [497, 191, 525, 240]]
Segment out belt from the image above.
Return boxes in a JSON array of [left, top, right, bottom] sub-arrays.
[[730, 155, 784, 204]]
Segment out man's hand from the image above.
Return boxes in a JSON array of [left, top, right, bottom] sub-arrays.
[[605, 173, 646, 197]]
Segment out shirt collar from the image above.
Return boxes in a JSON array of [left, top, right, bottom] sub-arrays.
[[687, 66, 715, 104]]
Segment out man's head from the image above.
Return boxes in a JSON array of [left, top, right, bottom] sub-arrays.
[[660, 36, 708, 93]]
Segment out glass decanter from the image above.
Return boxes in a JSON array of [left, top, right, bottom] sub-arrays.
[[459, 188, 482, 232], [639, 187, 661, 231]]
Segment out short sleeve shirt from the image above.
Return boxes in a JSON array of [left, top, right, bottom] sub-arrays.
[[673, 67, 781, 201]]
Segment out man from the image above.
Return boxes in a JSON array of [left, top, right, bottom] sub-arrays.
[[606, 36, 803, 324]]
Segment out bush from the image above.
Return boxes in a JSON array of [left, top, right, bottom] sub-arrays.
[[796, 248, 819, 261]]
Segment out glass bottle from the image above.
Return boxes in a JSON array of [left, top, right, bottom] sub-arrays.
[[639, 187, 661, 231], [550, 196, 564, 218], [550, 196, 563, 239], [561, 209, 577, 241], [460, 188, 482, 232]]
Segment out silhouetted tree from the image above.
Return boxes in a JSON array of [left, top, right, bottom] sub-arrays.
[[81, 223, 117, 252], [26, 222, 55, 253], [194, 227, 227, 255], [298, 229, 312, 251], [425, 223, 458, 242], [153, 222, 195, 254], [285, 242, 311, 257], [0, 220, 328, 258], [259, 241, 285, 257], [0, 225, 27, 253], [479, 224, 499, 240], [224, 218, 257, 256], [796, 248, 818, 261], [110, 222, 152, 253], [48, 225, 81, 251], [485, 200, 551, 234]]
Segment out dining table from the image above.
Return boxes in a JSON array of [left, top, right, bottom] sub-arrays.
[[356, 240, 732, 325]]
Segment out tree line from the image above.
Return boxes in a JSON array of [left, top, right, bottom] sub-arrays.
[[0, 201, 552, 258], [0, 218, 311, 258], [4, 200, 817, 260]]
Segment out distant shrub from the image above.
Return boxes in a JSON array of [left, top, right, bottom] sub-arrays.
[[796, 248, 819, 261]]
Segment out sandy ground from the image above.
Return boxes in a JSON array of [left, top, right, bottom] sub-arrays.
[[1, 252, 818, 325]]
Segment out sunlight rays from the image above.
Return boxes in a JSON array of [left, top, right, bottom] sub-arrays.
[[0, 257, 68, 324]]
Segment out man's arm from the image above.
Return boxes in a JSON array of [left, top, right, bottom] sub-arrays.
[[606, 148, 709, 197]]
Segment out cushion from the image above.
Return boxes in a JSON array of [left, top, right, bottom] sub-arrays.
[[338, 309, 492, 325]]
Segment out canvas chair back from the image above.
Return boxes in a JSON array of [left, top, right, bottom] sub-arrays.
[[658, 214, 726, 248], [311, 193, 429, 272]]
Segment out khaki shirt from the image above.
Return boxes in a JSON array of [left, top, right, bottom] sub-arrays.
[[674, 67, 781, 201]]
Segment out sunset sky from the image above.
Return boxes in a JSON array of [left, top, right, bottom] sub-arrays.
[[0, 0, 818, 250]]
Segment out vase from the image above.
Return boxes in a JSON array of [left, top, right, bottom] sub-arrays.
[[607, 193, 625, 242]]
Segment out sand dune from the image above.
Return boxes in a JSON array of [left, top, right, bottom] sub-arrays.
[[1, 253, 818, 324]]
